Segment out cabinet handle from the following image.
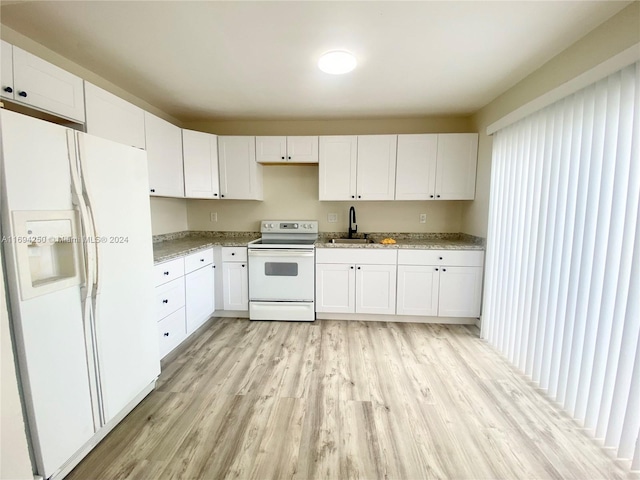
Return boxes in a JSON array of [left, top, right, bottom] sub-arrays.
[[3, 86, 12, 93], [357, 266, 361, 270], [439, 257, 443, 260], [350, 266, 354, 269], [430, 195, 434, 198], [242, 264, 245, 267], [221, 194, 225, 198], [442, 268, 447, 272], [281, 156, 285, 160], [436, 195, 441, 198], [435, 268, 439, 271], [150, 189, 156, 193], [231, 252, 235, 256], [18, 91, 27, 97], [358, 195, 362, 199], [162, 299, 169, 303], [163, 332, 169, 337], [351, 195, 355, 199], [288, 156, 291, 160], [163, 271, 169, 275], [200, 258, 205, 262], [213, 193, 218, 197]]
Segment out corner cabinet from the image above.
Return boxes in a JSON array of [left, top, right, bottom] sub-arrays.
[[1, 41, 85, 122], [85, 82, 145, 149], [145, 112, 184, 198], [218, 136, 263, 200], [256, 136, 318, 163], [183, 129, 220, 199]]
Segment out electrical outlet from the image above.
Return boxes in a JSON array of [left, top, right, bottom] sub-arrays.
[[328, 213, 338, 223], [210, 212, 218, 222], [419, 213, 427, 224]]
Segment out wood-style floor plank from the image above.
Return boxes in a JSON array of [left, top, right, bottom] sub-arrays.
[[67, 318, 631, 480]]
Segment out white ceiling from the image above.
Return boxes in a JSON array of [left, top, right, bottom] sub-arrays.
[[0, 1, 632, 121]]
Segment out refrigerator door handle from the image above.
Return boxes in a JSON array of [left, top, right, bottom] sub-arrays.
[[67, 130, 103, 430]]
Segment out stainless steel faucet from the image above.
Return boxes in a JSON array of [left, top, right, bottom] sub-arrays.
[[348, 206, 357, 239]]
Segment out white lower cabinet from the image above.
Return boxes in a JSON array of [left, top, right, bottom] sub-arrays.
[[185, 249, 215, 334], [315, 249, 397, 315], [222, 247, 249, 311], [397, 249, 484, 318], [154, 247, 216, 359]]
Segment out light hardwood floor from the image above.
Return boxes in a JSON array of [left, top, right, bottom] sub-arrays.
[[68, 318, 631, 480]]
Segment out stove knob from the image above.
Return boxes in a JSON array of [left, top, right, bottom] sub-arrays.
[[263, 223, 269, 229], [294, 223, 298, 228], [269, 223, 275, 228]]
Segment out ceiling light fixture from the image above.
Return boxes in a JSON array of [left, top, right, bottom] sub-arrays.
[[318, 50, 357, 75]]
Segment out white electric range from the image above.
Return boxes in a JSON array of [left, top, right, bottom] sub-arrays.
[[247, 220, 318, 321]]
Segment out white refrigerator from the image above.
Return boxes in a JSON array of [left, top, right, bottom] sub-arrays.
[[0, 110, 160, 479]]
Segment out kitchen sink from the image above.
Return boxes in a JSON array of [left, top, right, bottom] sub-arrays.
[[330, 238, 375, 244]]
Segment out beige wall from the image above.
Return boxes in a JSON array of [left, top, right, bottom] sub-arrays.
[[461, 2, 640, 238], [0, 25, 180, 125], [150, 197, 188, 235], [185, 116, 472, 234], [0, 250, 33, 480]]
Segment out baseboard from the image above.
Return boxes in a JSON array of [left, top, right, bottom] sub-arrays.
[[212, 309, 249, 318], [316, 312, 477, 324]]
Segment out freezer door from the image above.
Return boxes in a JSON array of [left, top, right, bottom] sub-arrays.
[[76, 132, 160, 423], [0, 110, 96, 477]]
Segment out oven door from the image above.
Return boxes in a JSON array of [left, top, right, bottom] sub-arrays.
[[248, 248, 315, 302]]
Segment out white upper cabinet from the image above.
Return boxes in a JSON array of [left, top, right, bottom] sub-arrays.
[[182, 129, 220, 199], [1, 40, 14, 100], [356, 135, 397, 200], [318, 135, 358, 200], [434, 133, 478, 200], [144, 112, 184, 197], [84, 82, 145, 149], [256, 136, 318, 163], [217, 136, 263, 200], [8, 44, 85, 122], [395, 134, 438, 200]]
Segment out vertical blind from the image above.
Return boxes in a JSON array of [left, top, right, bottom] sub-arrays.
[[482, 62, 640, 468]]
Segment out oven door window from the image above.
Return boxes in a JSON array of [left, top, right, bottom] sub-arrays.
[[265, 262, 298, 277]]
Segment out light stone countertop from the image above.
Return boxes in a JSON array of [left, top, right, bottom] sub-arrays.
[[152, 231, 484, 264], [153, 232, 260, 264]]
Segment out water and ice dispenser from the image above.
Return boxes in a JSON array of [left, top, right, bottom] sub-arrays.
[[12, 211, 83, 300]]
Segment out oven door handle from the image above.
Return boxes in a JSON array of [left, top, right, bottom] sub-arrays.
[[248, 249, 315, 257]]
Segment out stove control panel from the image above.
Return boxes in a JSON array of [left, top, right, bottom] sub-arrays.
[[260, 220, 318, 234]]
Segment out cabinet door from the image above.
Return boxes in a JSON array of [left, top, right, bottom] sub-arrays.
[[438, 266, 483, 317], [396, 265, 439, 316], [12, 46, 85, 122], [356, 264, 397, 315], [222, 262, 249, 310], [85, 82, 145, 149], [256, 136, 286, 163], [356, 135, 397, 200], [144, 112, 184, 197], [185, 265, 215, 333], [318, 135, 357, 200], [218, 136, 263, 200], [157, 307, 187, 359], [435, 133, 478, 200], [287, 136, 318, 163], [1, 40, 14, 100], [183, 129, 220, 199], [395, 134, 438, 200], [315, 263, 356, 313]]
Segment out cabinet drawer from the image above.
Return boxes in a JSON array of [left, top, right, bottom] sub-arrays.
[[222, 247, 247, 262], [155, 277, 185, 320], [184, 248, 214, 274], [397, 249, 484, 267], [157, 307, 187, 359], [154, 257, 185, 286], [315, 248, 397, 265]]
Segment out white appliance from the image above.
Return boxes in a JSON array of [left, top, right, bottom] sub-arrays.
[[0, 110, 160, 479], [248, 220, 317, 321]]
